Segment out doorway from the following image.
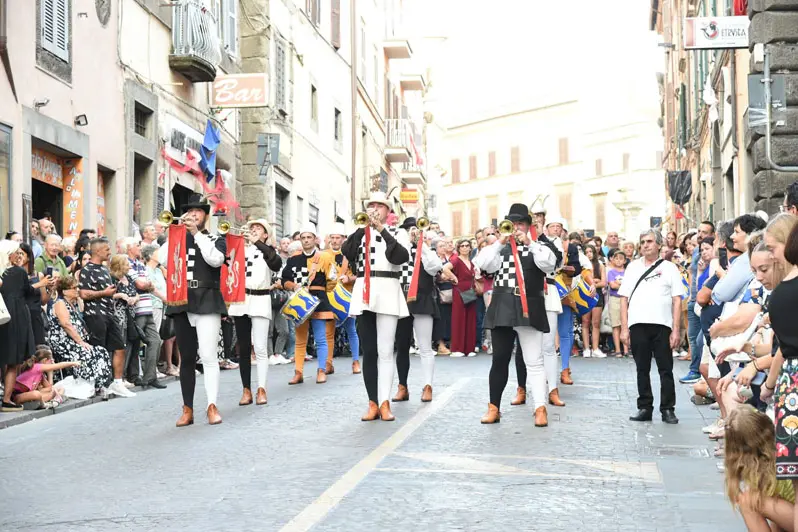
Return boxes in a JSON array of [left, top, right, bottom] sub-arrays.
[[171, 183, 193, 215], [32, 180, 63, 234]]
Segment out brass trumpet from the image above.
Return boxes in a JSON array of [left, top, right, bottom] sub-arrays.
[[354, 211, 370, 228], [417, 216, 430, 230], [218, 221, 247, 235], [158, 210, 190, 225], [498, 219, 515, 236]]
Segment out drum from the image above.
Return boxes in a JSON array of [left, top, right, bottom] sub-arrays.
[[327, 283, 352, 327], [280, 287, 321, 326], [572, 277, 599, 316], [553, 274, 570, 299]]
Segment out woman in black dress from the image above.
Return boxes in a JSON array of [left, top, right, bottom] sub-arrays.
[[0, 240, 37, 412], [18, 243, 52, 346]]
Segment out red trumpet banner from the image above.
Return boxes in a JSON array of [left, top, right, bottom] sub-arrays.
[[222, 234, 246, 305]]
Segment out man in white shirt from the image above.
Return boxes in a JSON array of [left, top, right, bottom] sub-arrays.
[[619, 229, 685, 424]]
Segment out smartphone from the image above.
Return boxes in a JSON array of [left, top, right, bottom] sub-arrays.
[[718, 248, 728, 270], [45, 266, 53, 277]]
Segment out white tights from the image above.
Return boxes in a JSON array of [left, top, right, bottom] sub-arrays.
[[377, 313, 399, 404], [251, 316, 270, 389], [413, 314, 435, 387], [515, 326, 546, 409], [542, 311, 560, 394], [188, 313, 221, 407]]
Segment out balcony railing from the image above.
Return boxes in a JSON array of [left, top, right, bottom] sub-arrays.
[[400, 161, 426, 185], [386, 119, 426, 171], [169, 0, 222, 83]]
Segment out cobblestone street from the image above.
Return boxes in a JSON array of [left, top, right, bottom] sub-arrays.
[[0, 355, 743, 531]]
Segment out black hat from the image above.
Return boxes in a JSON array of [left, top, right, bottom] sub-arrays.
[[181, 193, 210, 215], [399, 217, 417, 230], [505, 203, 532, 225]]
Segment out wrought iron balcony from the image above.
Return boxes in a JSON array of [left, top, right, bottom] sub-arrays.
[[169, 0, 222, 83], [385, 119, 416, 163], [400, 160, 426, 185]]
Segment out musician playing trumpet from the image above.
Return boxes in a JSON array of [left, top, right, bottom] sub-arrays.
[[342, 192, 410, 422], [227, 219, 282, 406]]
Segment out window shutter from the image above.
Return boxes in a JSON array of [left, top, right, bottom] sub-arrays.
[[488, 151, 496, 176], [622, 152, 630, 172], [469, 155, 477, 180], [595, 159, 602, 176], [331, 0, 341, 50], [510, 146, 520, 173], [451, 159, 460, 184], [42, 0, 69, 62], [225, 0, 238, 55], [275, 40, 286, 111], [452, 211, 462, 237], [558, 138, 569, 165], [469, 204, 479, 235]]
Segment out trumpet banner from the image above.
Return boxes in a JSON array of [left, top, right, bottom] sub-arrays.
[[222, 234, 246, 305], [166, 224, 188, 306]]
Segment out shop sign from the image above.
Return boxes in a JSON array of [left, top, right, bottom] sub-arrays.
[[211, 74, 269, 108], [162, 114, 204, 165], [684, 16, 749, 50], [31, 149, 64, 187], [62, 159, 84, 238], [400, 189, 418, 203], [97, 173, 106, 236]]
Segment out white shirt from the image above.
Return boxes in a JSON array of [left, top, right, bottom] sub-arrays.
[[618, 257, 685, 328]]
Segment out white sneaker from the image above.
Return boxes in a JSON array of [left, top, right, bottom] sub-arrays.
[[680, 350, 688, 358], [108, 381, 136, 398], [702, 418, 722, 434], [467, 351, 477, 357], [450, 352, 466, 358], [156, 371, 167, 379], [269, 355, 281, 366], [592, 349, 607, 358], [278, 355, 291, 365], [409, 346, 419, 355], [123, 380, 136, 389], [583, 349, 592, 358], [672, 350, 681, 358]]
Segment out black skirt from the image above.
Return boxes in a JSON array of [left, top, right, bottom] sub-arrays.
[[407, 289, 439, 318], [483, 290, 549, 333]]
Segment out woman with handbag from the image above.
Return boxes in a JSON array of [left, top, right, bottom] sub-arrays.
[[433, 240, 455, 355], [444, 238, 479, 358], [109, 255, 140, 385], [0, 240, 38, 412]]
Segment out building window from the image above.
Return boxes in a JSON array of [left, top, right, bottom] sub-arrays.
[[310, 84, 318, 132], [469, 155, 477, 180], [451, 159, 460, 184], [487, 196, 499, 226], [214, 0, 238, 56], [359, 20, 366, 82], [41, 0, 70, 62], [488, 151, 496, 177], [306, 0, 320, 26], [556, 183, 573, 224], [593, 193, 607, 233], [623, 152, 630, 172], [558, 138, 569, 165], [134, 104, 152, 138], [0, 125, 10, 236], [372, 45, 379, 100], [595, 159, 602, 177], [452, 209, 463, 237], [510, 146, 520, 173], [275, 39, 287, 111], [334, 108, 343, 152], [469, 202, 479, 235], [331, 0, 341, 50]]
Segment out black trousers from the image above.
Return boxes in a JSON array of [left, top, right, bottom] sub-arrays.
[[174, 313, 199, 408], [630, 323, 676, 412], [488, 327, 520, 407], [514, 337, 526, 388], [358, 311, 379, 403], [234, 316, 253, 390], [395, 316, 414, 386]]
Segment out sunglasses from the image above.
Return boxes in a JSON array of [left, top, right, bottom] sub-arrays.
[[460, 243, 471, 248]]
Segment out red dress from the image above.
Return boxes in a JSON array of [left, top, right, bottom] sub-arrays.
[[450, 255, 477, 355]]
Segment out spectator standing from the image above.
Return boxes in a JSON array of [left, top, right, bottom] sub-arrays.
[[4, 231, 22, 243], [62, 236, 78, 272], [680, 221, 715, 385], [109, 255, 140, 384], [140, 224, 157, 246], [30, 220, 43, 258], [445, 238, 478, 358], [581, 244, 607, 358], [79, 238, 134, 398], [620, 229, 685, 424], [34, 234, 69, 280], [606, 249, 627, 357], [602, 231, 620, 257], [782, 180, 798, 215], [433, 239, 454, 355], [124, 238, 164, 389], [19, 243, 52, 345], [0, 240, 37, 412]]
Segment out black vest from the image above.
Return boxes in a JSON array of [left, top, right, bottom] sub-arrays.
[[484, 242, 549, 332], [401, 243, 439, 317], [166, 231, 227, 316]]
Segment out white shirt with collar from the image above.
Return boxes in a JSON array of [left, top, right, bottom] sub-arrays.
[[618, 257, 685, 329]]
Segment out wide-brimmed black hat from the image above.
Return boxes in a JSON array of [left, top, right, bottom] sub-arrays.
[[505, 203, 532, 225], [399, 217, 417, 230], [181, 193, 211, 214]]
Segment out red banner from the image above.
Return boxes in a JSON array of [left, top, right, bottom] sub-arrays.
[[166, 224, 188, 306], [222, 234, 246, 305]]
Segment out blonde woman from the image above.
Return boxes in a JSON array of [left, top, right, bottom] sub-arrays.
[[109, 255, 139, 384]]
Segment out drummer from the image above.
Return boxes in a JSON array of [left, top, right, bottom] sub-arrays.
[[281, 224, 336, 384], [327, 223, 361, 375]]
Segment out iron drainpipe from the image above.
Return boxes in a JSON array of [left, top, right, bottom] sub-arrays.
[[349, 0, 358, 214], [764, 45, 798, 171]]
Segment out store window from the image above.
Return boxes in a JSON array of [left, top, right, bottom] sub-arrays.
[[0, 126, 10, 235]]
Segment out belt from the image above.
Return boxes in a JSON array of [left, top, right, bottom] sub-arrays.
[[245, 288, 271, 296], [308, 286, 326, 292], [546, 278, 557, 285], [188, 280, 219, 289], [493, 286, 544, 297], [356, 271, 400, 280]]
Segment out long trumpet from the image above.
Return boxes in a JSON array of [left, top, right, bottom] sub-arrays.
[[158, 210, 190, 225], [354, 211, 369, 228], [417, 216, 430, 230], [498, 219, 515, 236], [218, 220, 248, 235]]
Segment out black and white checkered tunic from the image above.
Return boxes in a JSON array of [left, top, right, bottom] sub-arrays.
[[245, 248, 262, 279], [186, 234, 221, 281], [355, 227, 397, 274], [292, 265, 310, 287], [493, 245, 532, 289], [399, 246, 416, 288]]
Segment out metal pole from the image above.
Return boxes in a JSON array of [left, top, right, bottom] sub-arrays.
[[349, 0, 358, 215], [764, 45, 798, 172]]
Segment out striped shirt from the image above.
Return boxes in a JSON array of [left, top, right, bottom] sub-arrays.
[[128, 257, 153, 316]]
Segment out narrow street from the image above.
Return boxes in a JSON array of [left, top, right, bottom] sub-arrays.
[[1, 356, 742, 531]]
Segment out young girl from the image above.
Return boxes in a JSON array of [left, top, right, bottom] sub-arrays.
[[13, 347, 80, 408], [725, 406, 795, 531], [606, 249, 628, 357]]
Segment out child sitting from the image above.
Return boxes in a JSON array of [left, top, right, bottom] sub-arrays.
[[13, 346, 79, 409], [725, 405, 795, 531]]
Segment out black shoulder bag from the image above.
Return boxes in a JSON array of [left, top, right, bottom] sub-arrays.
[[627, 259, 664, 302]]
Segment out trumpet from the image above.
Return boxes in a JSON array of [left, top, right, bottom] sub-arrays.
[[218, 221, 248, 235], [498, 219, 515, 236], [417, 216, 430, 230], [354, 212, 370, 228], [158, 210, 189, 225]]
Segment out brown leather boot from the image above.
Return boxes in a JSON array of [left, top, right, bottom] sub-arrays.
[[176, 405, 194, 427], [548, 389, 565, 407], [480, 403, 501, 424], [379, 401, 396, 421], [207, 404, 222, 425], [560, 368, 573, 385], [392, 384, 409, 402], [352, 360, 361, 374], [316, 369, 327, 384], [511, 386, 526, 406], [421, 385, 433, 403], [326, 360, 335, 375], [361, 401, 380, 421], [534, 405, 548, 427], [256, 387, 267, 405], [239, 388, 253, 406], [289, 370, 304, 385]]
